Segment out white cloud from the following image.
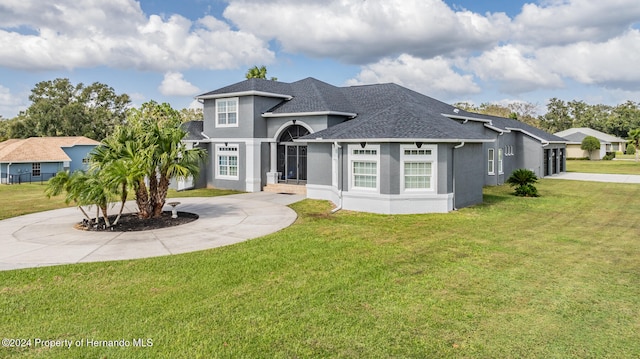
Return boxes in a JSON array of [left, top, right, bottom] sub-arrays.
[[159, 72, 200, 96], [347, 54, 480, 100], [538, 30, 640, 89], [224, 0, 510, 63], [512, 0, 640, 47], [0, 0, 274, 71], [0, 84, 27, 118], [465, 45, 564, 94]]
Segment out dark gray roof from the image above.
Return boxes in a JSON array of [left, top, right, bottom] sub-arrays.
[[196, 78, 293, 98], [463, 113, 567, 143], [268, 78, 356, 114], [302, 83, 492, 141], [180, 121, 205, 141]]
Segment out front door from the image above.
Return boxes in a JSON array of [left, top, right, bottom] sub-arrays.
[[277, 125, 310, 184], [278, 144, 307, 184]]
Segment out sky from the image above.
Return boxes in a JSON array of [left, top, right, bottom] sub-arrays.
[[1, 0, 640, 119]]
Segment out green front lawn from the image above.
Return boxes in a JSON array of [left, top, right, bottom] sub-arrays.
[[567, 159, 640, 174], [0, 184, 241, 220], [1, 181, 640, 358]]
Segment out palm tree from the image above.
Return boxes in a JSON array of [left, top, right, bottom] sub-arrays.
[[506, 169, 539, 197], [628, 129, 640, 162], [46, 170, 93, 224], [246, 65, 268, 79]]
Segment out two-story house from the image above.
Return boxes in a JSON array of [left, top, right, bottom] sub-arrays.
[[183, 77, 566, 214]]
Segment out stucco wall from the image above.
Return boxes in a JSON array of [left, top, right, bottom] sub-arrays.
[[61, 144, 96, 172]]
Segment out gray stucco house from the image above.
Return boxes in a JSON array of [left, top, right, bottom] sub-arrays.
[[183, 77, 566, 214]]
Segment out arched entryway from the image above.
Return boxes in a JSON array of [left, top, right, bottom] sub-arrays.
[[277, 125, 310, 184]]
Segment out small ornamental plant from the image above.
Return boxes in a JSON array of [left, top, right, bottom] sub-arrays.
[[506, 169, 539, 197]]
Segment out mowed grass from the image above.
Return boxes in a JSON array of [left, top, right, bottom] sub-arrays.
[[1, 181, 640, 358], [567, 159, 640, 174], [0, 184, 241, 220]]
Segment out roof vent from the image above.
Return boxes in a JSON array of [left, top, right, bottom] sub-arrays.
[[453, 108, 460, 113]]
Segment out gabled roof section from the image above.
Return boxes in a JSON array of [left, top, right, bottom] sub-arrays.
[[0, 136, 100, 163], [447, 112, 567, 143], [302, 83, 493, 142], [554, 127, 626, 144], [195, 78, 293, 100], [180, 121, 205, 141], [264, 78, 356, 116]]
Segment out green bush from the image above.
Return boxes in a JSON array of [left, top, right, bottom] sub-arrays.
[[627, 143, 636, 155], [603, 152, 616, 160], [506, 169, 540, 197]]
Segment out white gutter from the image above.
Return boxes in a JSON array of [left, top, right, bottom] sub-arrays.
[[6, 162, 11, 185], [196, 90, 293, 101], [443, 114, 493, 123], [452, 143, 465, 211], [263, 111, 357, 119], [330, 141, 343, 214], [505, 127, 550, 146], [303, 137, 494, 143]]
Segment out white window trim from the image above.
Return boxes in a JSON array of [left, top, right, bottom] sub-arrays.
[[215, 97, 239, 128], [348, 144, 380, 192], [215, 144, 239, 180], [400, 144, 437, 192], [498, 148, 504, 174], [488, 148, 495, 175]]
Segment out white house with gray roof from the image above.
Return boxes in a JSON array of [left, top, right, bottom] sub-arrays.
[[183, 77, 566, 214], [555, 127, 626, 160]]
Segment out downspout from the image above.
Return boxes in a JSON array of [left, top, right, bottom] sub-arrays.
[[6, 162, 12, 185], [331, 141, 343, 214], [452, 142, 465, 211]]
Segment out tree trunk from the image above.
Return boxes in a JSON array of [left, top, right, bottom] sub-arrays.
[[148, 172, 159, 218], [113, 185, 127, 226], [135, 178, 152, 219], [101, 205, 111, 227], [153, 174, 170, 218]]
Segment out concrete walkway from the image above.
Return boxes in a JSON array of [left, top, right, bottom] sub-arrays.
[[546, 172, 640, 184], [0, 192, 303, 271]]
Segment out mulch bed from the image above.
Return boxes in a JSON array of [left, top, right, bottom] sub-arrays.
[[76, 211, 199, 232]]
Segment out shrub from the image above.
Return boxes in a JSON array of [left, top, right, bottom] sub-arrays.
[[506, 169, 540, 197], [627, 143, 636, 155], [603, 152, 616, 160]]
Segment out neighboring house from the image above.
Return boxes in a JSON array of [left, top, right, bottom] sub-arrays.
[[184, 77, 566, 214], [0, 136, 99, 184], [555, 127, 627, 160]]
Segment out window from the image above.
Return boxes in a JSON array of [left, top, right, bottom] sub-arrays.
[[216, 144, 239, 179], [32, 163, 41, 177], [488, 148, 495, 175], [349, 144, 379, 191], [401, 144, 436, 191], [498, 148, 504, 174], [215, 98, 238, 127]]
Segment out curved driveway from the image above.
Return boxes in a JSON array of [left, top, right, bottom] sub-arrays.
[[0, 192, 303, 271]]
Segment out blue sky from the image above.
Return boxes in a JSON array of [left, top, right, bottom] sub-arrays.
[[1, 0, 639, 119]]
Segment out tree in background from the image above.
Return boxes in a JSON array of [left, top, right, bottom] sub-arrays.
[[179, 108, 204, 122], [7, 78, 130, 140], [581, 136, 601, 159], [246, 65, 277, 81], [453, 101, 540, 128], [628, 129, 640, 162]]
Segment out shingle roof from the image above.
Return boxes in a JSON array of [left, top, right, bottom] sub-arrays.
[[196, 78, 293, 99], [302, 83, 492, 141], [457, 112, 568, 143], [554, 127, 626, 144], [0, 137, 100, 162], [267, 78, 356, 114], [180, 121, 205, 141]]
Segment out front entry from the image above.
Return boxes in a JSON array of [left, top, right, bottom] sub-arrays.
[[277, 125, 310, 184]]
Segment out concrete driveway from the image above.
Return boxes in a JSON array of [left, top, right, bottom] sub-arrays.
[[547, 172, 640, 184], [0, 192, 303, 271]]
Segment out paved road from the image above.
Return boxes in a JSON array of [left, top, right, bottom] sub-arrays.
[[0, 192, 303, 271], [547, 172, 640, 184]]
